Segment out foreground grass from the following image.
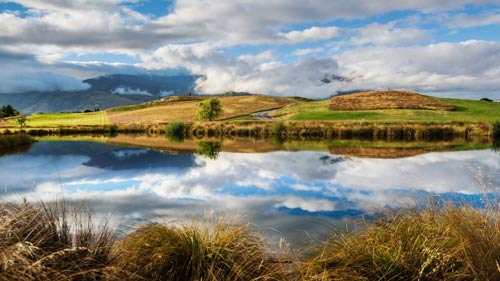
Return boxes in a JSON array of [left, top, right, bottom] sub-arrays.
[[4, 200, 500, 280], [115, 217, 280, 281], [276, 98, 500, 123], [301, 205, 500, 280], [0, 200, 120, 280]]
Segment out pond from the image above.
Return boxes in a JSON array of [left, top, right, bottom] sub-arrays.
[[1, 135, 499, 247]]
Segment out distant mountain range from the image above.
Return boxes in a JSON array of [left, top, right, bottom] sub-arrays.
[[0, 74, 197, 113]]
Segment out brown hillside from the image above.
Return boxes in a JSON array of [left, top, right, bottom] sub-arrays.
[[329, 90, 455, 111], [108, 96, 292, 124]]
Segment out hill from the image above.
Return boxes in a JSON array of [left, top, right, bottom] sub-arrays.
[[0, 91, 155, 114], [8, 95, 294, 128], [0, 74, 197, 114], [273, 94, 500, 123], [108, 95, 293, 124], [329, 90, 455, 111], [83, 74, 196, 97]]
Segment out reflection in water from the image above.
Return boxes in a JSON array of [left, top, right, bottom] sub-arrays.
[[0, 140, 499, 245], [196, 141, 221, 160]]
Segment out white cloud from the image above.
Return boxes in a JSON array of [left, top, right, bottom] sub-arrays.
[[448, 12, 500, 28], [112, 87, 153, 96], [282, 26, 340, 43], [292, 47, 325, 56], [349, 22, 433, 46], [336, 40, 500, 97]]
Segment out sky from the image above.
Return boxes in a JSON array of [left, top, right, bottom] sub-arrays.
[[1, 0, 500, 99]]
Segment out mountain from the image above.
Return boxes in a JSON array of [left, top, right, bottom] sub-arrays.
[[0, 74, 196, 113], [83, 74, 196, 97]]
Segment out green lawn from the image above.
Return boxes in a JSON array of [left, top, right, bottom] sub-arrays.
[[16, 112, 110, 127], [275, 98, 500, 122]]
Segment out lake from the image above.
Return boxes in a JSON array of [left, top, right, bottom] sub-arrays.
[[1, 136, 499, 247]]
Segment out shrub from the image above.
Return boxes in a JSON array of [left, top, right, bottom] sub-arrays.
[[271, 122, 286, 136], [166, 122, 187, 142], [114, 216, 277, 281]]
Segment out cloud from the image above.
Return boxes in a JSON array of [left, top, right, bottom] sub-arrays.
[[0, 50, 90, 93], [448, 11, 500, 28], [292, 47, 325, 56], [282, 26, 340, 43], [112, 87, 153, 96], [1, 0, 497, 53], [335, 40, 500, 97], [349, 22, 433, 46]]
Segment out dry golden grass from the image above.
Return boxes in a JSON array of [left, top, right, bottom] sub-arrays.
[[329, 90, 455, 111], [0, 200, 123, 281], [300, 205, 500, 281], [5, 199, 500, 280], [108, 96, 292, 124], [113, 216, 285, 281]]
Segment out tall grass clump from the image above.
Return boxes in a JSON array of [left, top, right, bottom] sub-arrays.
[[165, 121, 187, 142], [493, 121, 500, 138], [114, 216, 280, 281], [0, 200, 121, 280], [0, 134, 33, 149], [300, 205, 500, 281]]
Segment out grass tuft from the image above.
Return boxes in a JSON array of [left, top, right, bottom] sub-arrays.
[[0, 200, 122, 280], [114, 216, 280, 281], [300, 205, 500, 280]]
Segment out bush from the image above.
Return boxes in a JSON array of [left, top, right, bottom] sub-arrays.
[[271, 122, 286, 136], [114, 216, 277, 281], [166, 122, 187, 142]]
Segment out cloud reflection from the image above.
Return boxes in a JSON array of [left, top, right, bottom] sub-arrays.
[[1, 141, 499, 244]]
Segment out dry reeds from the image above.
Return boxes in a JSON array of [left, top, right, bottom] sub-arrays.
[[114, 216, 283, 281], [0, 200, 121, 281], [300, 205, 500, 281], [5, 199, 500, 280]]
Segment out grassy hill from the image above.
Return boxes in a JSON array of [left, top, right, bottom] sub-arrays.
[[2, 91, 499, 129], [329, 90, 455, 111], [273, 92, 500, 123], [10, 96, 292, 128]]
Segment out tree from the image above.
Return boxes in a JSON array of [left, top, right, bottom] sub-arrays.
[[0, 105, 20, 118], [195, 98, 222, 121], [16, 115, 27, 131]]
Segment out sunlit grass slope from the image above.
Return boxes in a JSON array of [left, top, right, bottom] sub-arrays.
[[17, 111, 110, 127], [108, 95, 292, 124], [275, 97, 500, 122]]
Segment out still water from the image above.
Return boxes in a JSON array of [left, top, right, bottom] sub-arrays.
[[1, 138, 499, 246]]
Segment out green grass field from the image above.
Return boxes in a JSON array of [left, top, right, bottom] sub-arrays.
[[16, 111, 110, 127], [2, 95, 499, 128], [275, 98, 500, 122]]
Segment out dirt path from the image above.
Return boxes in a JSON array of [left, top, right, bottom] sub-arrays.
[[251, 109, 278, 121]]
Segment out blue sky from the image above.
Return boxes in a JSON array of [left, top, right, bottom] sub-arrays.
[[0, 0, 500, 98]]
